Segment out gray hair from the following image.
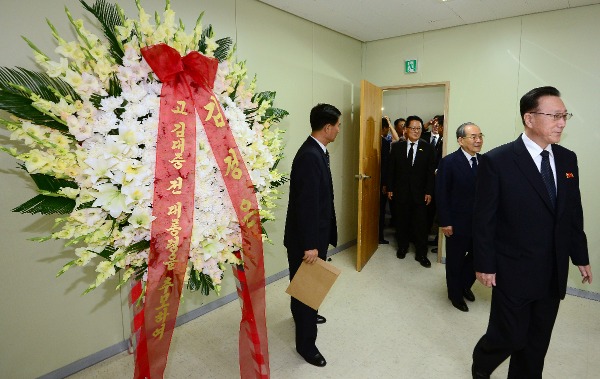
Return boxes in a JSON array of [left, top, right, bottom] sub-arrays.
[[456, 122, 477, 139]]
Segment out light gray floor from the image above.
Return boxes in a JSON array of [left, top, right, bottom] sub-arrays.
[[69, 236, 600, 378]]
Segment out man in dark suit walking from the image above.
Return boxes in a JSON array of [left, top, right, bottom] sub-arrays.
[[426, 115, 444, 251], [436, 122, 483, 312], [284, 103, 340, 367], [471, 86, 592, 378], [387, 115, 435, 268]]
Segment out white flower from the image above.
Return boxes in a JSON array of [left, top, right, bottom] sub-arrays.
[[92, 183, 130, 218]]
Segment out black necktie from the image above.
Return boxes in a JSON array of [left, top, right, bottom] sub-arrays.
[[471, 156, 478, 174], [431, 136, 437, 146], [325, 150, 330, 168], [540, 150, 556, 207], [408, 142, 415, 166]]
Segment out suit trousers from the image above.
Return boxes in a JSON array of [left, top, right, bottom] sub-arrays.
[[472, 287, 560, 378], [287, 247, 325, 356], [444, 234, 475, 301], [379, 190, 388, 239], [395, 200, 428, 257]]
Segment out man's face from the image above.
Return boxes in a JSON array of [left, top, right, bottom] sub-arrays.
[[325, 118, 341, 144], [524, 95, 567, 148], [432, 122, 440, 136], [405, 120, 422, 142], [395, 121, 405, 136], [458, 124, 483, 156]]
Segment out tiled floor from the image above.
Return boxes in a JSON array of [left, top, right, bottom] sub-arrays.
[[68, 237, 600, 378]]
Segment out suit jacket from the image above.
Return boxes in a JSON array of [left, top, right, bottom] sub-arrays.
[[436, 148, 480, 237], [388, 139, 435, 204], [380, 136, 391, 189], [473, 135, 589, 299], [284, 137, 337, 255]]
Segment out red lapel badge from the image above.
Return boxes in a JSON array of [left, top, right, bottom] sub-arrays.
[[566, 172, 574, 178]]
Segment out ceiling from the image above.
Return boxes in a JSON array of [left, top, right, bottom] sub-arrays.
[[257, 0, 600, 42]]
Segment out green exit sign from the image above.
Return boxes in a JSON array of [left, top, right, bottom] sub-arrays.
[[405, 59, 417, 73]]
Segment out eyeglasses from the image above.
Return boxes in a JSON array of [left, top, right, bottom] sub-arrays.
[[406, 127, 421, 131], [461, 134, 484, 141], [530, 112, 573, 121]]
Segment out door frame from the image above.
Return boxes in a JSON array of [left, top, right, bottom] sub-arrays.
[[381, 81, 450, 263]]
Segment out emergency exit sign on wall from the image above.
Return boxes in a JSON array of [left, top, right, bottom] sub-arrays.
[[405, 59, 417, 73]]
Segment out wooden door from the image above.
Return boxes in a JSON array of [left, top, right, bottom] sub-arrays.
[[356, 80, 383, 271]]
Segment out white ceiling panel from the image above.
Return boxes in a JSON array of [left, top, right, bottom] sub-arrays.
[[257, 0, 600, 41]]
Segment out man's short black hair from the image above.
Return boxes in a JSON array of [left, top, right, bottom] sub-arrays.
[[520, 86, 561, 126], [405, 115, 424, 128], [394, 118, 406, 127], [310, 103, 341, 131]]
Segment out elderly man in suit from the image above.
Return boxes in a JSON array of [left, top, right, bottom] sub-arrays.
[[436, 122, 483, 312], [387, 115, 435, 268], [284, 103, 340, 367], [471, 86, 592, 379]]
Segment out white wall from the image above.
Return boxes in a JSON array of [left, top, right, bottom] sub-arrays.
[[364, 5, 600, 295], [383, 86, 445, 126], [0, 0, 363, 377]]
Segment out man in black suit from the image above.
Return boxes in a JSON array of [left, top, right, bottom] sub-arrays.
[[387, 115, 435, 268], [471, 86, 592, 378], [436, 122, 483, 312], [425, 115, 444, 251], [284, 103, 340, 367]]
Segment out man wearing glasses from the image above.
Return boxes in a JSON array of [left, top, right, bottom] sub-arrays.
[[471, 86, 592, 378], [387, 115, 436, 268], [435, 122, 483, 312]]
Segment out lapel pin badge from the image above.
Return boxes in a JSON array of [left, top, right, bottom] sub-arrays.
[[566, 172, 574, 178]]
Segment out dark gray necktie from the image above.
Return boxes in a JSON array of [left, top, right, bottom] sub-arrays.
[[471, 156, 478, 174], [325, 150, 330, 168], [408, 143, 415, 166], [540, 150, 556, 207], [431, 136, 437, 146]]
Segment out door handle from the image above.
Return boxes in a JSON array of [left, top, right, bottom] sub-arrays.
[[354, 174, 371, 180]]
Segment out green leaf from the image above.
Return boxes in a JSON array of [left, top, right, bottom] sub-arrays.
[[90, 74, 122, 109], [0, 66, 79, 101], [252, 90, 276, 104], [27, 170, 78, 192], [0, 90, 68, 132], [197, 24, 213, 54], [96, 245, 116, 259], [187, 268, 216, 296], [80, 0, 124, 65], [264, 107, 289, 123], [0, 67, 76, 131], [125, 240, 150, 254], [214, 37, 232, 63], [12, 194, 76, 215]]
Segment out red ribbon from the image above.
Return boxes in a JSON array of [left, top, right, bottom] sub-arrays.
[[137, 43, 269, 378]]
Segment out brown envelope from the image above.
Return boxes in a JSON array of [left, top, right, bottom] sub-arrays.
[[285, 258, 341, 310]]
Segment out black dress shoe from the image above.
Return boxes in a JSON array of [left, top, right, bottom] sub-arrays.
[[316, 314, 326, 324], [451, 299, 469, 312], [396, 249, 407, 259], [431, 247, 438, 254], [301, 352, 327, 367], [416, 256, 431, 268], [471, 363, 490, 378], [463, 288, 476, 302], [378, 239, 389, 244]]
